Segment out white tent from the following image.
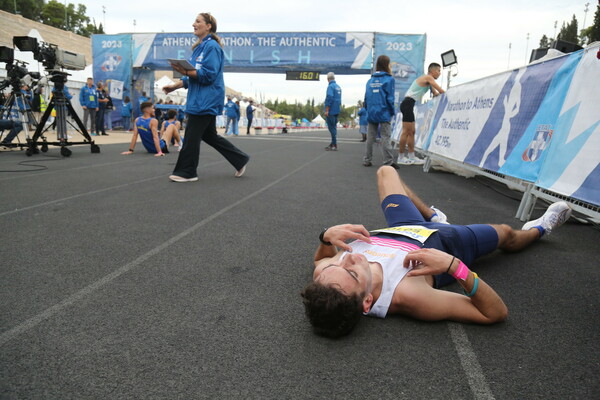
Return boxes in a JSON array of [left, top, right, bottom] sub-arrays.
[[154, 75, 187, 104], [312, 114, 325, 127]]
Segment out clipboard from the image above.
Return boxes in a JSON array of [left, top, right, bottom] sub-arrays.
[[167, 59, 195, 71]]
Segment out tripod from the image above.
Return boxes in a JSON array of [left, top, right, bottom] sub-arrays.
[[0, 88, 38, 148], [28, 71, 100, 157]]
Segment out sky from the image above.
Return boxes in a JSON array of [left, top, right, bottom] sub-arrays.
[[79, 0, 591, 106]]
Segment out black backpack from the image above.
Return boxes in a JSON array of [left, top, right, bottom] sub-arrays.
[[106, 96, 114, 110]]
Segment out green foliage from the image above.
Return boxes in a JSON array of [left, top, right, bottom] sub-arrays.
[[264, 98, 355, 123], [539, 34, 550, 48], [588, 2, 600, 43], [0, 0, 102, 37], [0, 0, 44, 21], [557, 14, 579, 44]]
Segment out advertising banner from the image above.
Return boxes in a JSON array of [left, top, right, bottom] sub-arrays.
[[92, 34, 132, 126], [374, 33, 426, 105], [536, 45, 600, 205], [424, 53, 575, 181], [132, 32, 374, 74]]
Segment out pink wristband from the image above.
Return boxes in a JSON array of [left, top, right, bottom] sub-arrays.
[[452, 261, 469, 281]]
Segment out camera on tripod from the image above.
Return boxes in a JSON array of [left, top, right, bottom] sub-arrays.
[[0, 46, 41, 92], [12, 36, 86, 72], [0, 36, 98, 156]]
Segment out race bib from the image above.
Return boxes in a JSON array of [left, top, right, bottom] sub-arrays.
[[89, 95, 95, 101], [370, 225, 437, 244]]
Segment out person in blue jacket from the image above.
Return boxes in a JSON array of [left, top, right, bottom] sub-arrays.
[[79, 78, 99, 135], [164, 12, 250, 182], [224, 96, 235, 133], [323, 72, 342, 151], [246, 100, 254, 135], [229, 99, 240, 135], [362, 55, 397, 168], [121, 96, 133, 130], [357, 101, 367, 142]]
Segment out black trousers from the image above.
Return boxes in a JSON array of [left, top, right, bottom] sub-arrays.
[[172, 114, 249, 179], [95, 107, 106, 134]]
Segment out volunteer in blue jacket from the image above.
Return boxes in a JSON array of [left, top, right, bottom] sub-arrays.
[[363, 55, 397, 168], [357, 101, 367, 142], [245, 100, 254, 135], [79, 78, 99, 135], [224, 96, 235, 133], [164, 12, 250, 182], [324, 72, 342, 151]]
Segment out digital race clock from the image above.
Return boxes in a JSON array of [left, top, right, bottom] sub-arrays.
[[285, 71, 321, 81]]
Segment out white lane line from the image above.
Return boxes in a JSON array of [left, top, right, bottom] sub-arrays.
[[448, 323, 496, 400], [0, 141, 304, 217], [0, 152, 327, 347]]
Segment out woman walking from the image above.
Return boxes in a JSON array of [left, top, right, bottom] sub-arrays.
[[164, 13, 249, 182]]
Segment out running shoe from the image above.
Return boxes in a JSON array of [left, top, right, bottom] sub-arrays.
[[408, 157, 426, 165], [430, 206, 449, 224], [398, 157, 414, 165], [522, 201, 572, 236]]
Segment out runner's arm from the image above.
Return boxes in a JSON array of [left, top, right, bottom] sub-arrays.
[[402, 248, 508, 323]]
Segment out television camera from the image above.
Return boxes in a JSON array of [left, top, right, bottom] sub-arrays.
[[0, 36, 98, 156]]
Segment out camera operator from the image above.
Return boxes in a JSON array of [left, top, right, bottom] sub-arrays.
[[0, 116, 23, 146]]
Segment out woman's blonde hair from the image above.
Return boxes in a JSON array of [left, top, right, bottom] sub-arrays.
[[192, 13, 223, 49]]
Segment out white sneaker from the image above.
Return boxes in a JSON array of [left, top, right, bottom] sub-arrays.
[[398, 157, 414, 165], [430, 206, 449, 224], [522, 201, 572, 236], [235, 164, 247, 178], [169, 175, 198, 182], [408, 157, 426, 165]]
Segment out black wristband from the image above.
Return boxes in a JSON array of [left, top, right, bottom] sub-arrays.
[[445, 256, 455, 274], [128, 148, 134, 152], [319, 228, 332, 246]]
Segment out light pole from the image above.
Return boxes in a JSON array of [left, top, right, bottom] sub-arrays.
[[525, 33, 530, 64], [553, 21, 558, 40], [583, 2, 590, 28], [508, 42, 512, 69], [102, 6, 106, 30]]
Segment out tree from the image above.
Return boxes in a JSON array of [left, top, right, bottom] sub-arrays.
[[0, 0, 44, 21], [557, 14, 579, 43], [539, 34, 550, 48], [1, 0, 102, 38], [587, 2, 600, 44]]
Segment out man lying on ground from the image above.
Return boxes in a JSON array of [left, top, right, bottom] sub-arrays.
[[301, 166, 572, 338]]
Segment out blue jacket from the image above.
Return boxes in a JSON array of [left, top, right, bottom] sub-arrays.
[[358, 107, 367, 126], [233, 103, 240, 119], [246, 104, 254, 119], [364, 71, 395, 123], [324, 80, 342, 116], [224, 100, 237, 117], [79, 85, 98, 108], [182, 36, 225, 116], [121, 102, 132, 117]]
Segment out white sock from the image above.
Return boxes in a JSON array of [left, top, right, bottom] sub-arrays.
[[408, 152, 415, 159]]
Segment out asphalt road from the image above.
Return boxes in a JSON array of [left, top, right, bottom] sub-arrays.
[[1, 128, 598, 399]]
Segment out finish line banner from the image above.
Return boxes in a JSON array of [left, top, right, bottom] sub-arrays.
[[131, 32, 375, 74]]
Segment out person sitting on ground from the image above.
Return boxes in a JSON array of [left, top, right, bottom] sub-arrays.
[[301, 166, 572, 338], [0, 118, 23, 146], [160, 109, 183, 151], [121, 102, 166, 157]]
